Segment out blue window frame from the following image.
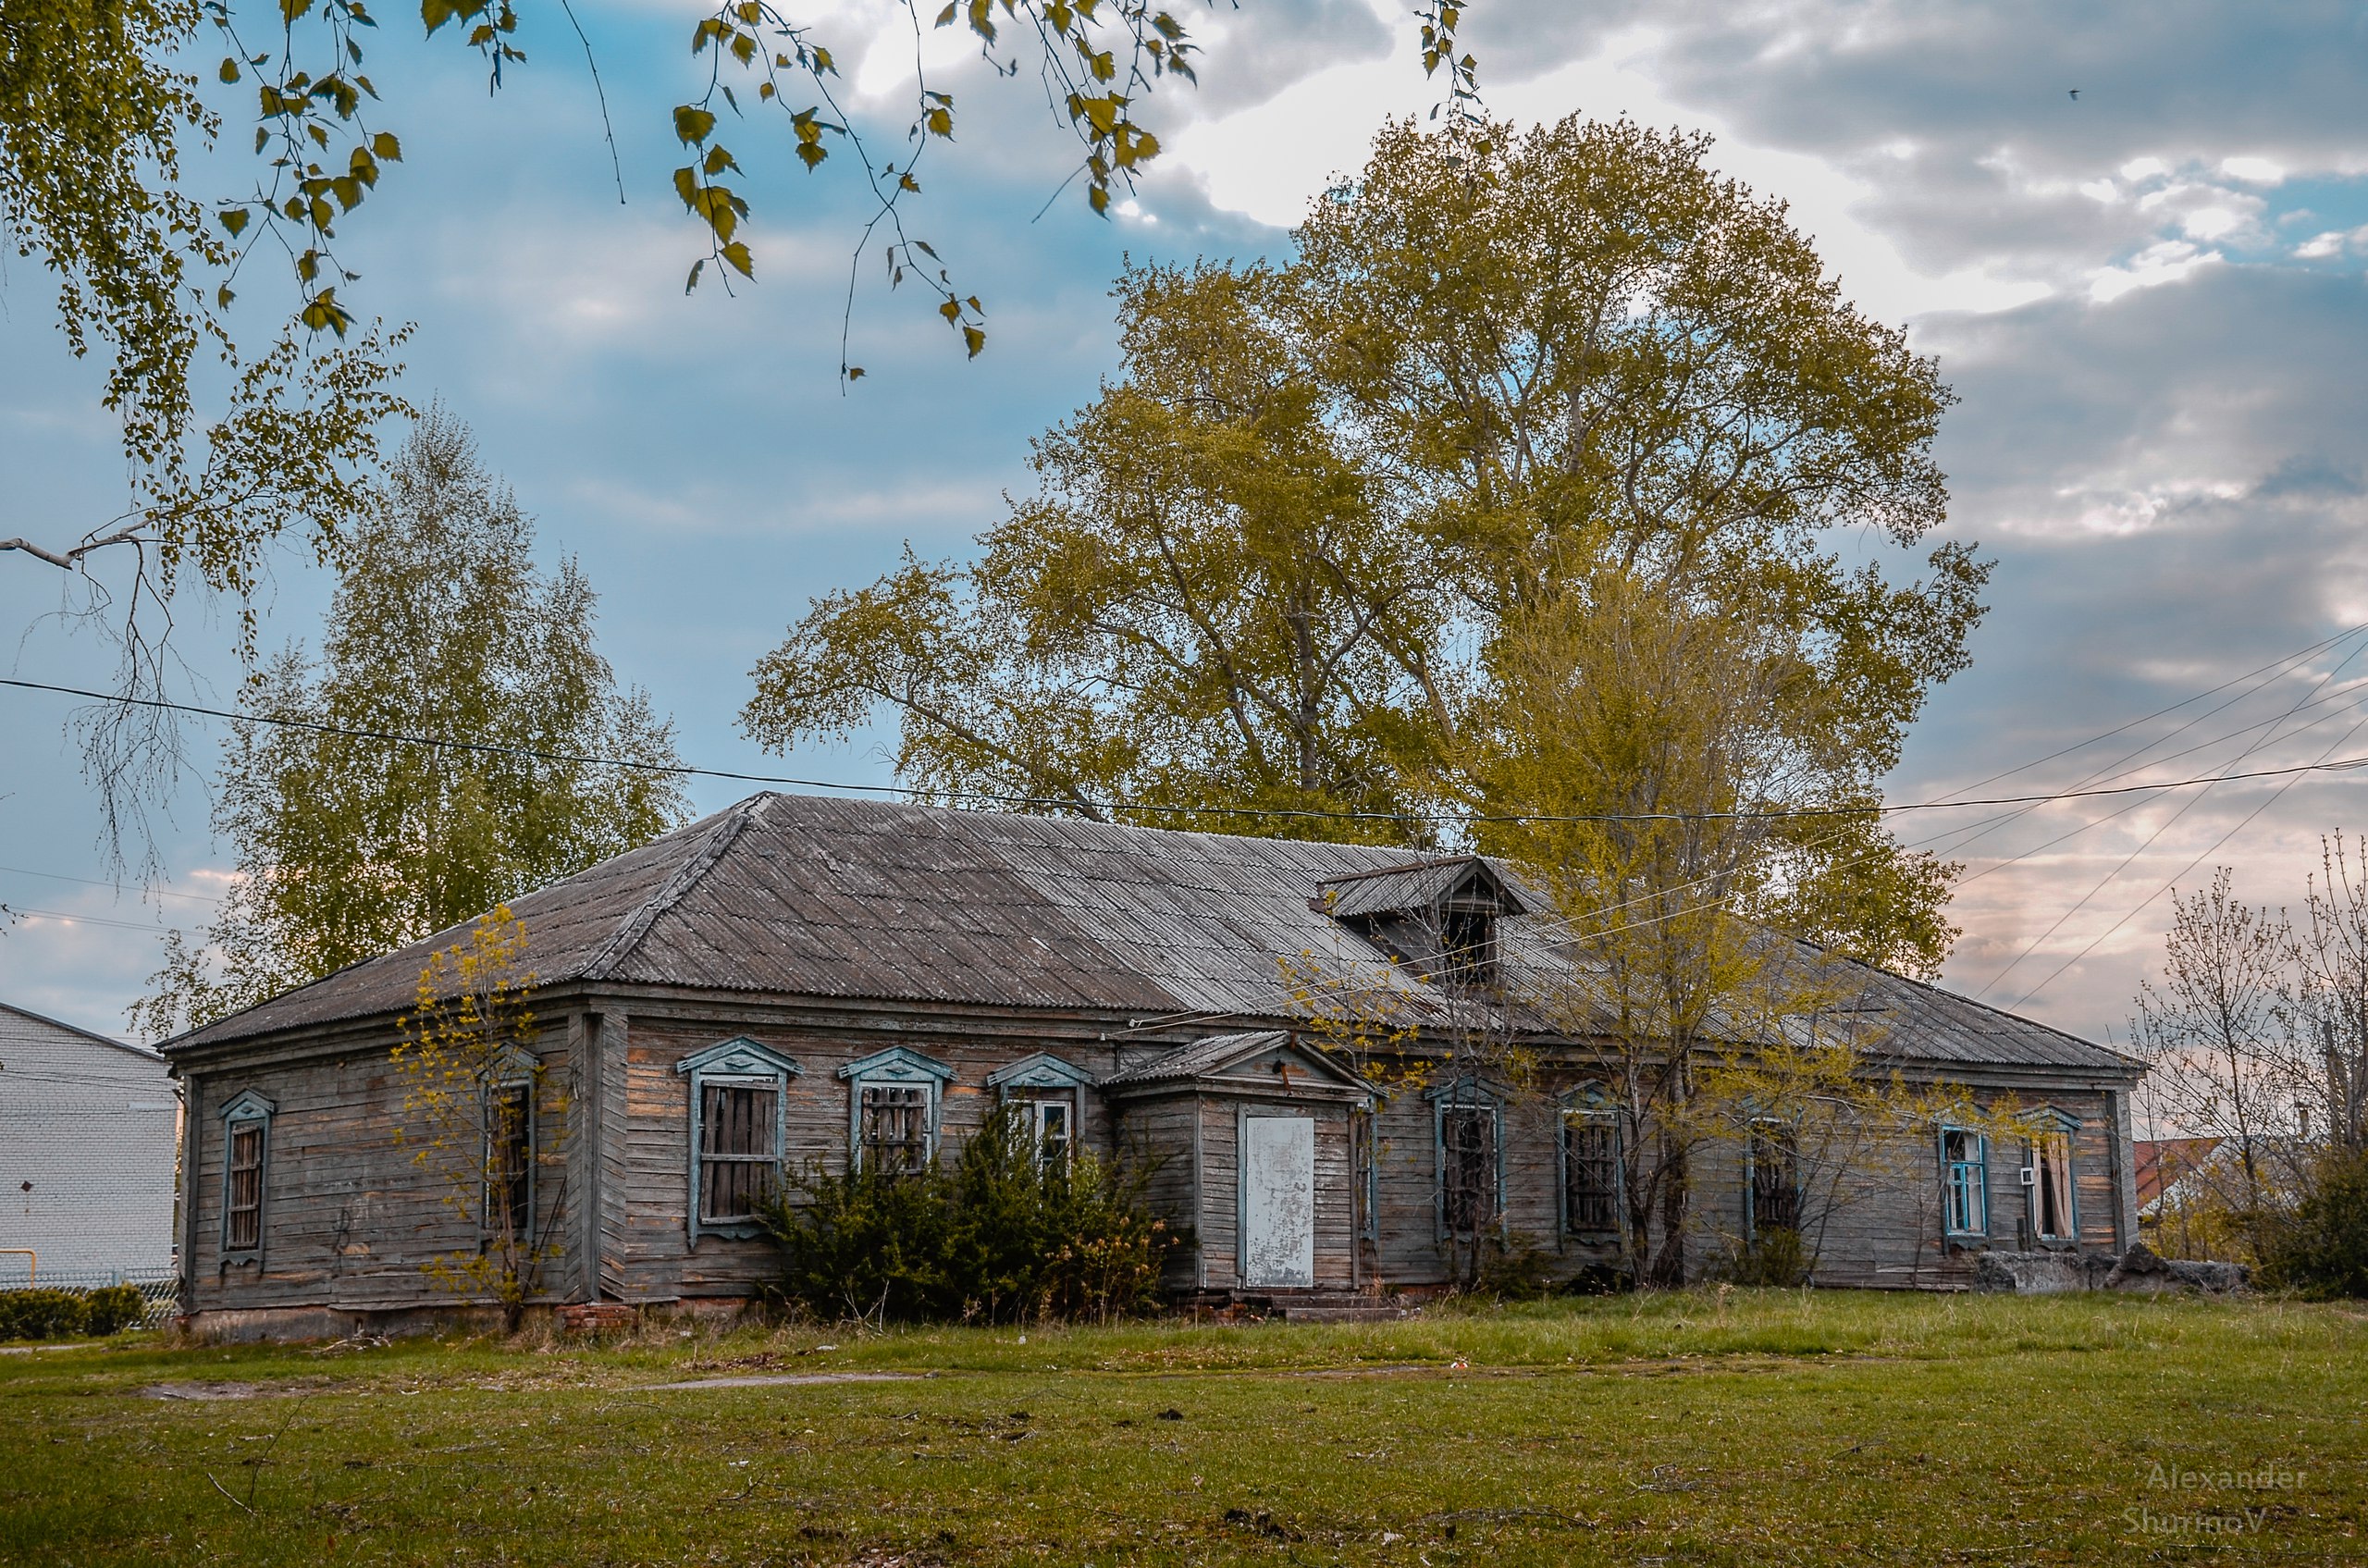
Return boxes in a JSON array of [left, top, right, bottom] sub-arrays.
[[986, 1053, 1095, 1174], [677, 1038, 802, 1241], [1744, 1118, 1801, 1239], [218, 1089, 277, 1264], [1352, 1098, 1381, 1244], [483, 1045, 538, 1245], [838, 1045, 956, 1174], [1939, 1126, 1988, 1240]]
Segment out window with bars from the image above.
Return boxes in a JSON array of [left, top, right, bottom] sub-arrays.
[[1941, 1127, 1988, 1239], [698, 1083, 781, 1223], [678, 1039, 802, 1242], [486, 1082, 534, 1240], [1440, 1105, 1497, 1235], [1747, 1120, 1800, 1236], [225, 1120, 265, 1253], [861, 1083, 931, 1175], [1563, 1114, 1621, 1235]]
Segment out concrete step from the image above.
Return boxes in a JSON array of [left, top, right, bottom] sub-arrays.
[[1275, 1304, 1412, 1324]]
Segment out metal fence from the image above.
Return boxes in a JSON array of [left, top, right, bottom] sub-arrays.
[[0, 1267, 180, 1328]]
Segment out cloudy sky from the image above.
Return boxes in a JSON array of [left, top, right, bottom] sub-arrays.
[[6, 0, 2368, 1052]]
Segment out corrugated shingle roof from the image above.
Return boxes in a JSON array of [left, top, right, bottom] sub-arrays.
[[166, 793, 2139, 1077]]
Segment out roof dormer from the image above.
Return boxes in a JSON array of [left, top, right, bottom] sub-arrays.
[[1312, 856, 1530, 987]]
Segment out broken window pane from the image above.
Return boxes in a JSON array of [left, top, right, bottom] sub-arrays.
[[487, 1082, 533, 1239], [1748, 1120, 1800, 1236], [226, 1122, 265, 1253]]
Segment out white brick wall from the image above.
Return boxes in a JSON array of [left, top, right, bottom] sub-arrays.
[[0, 1005, 179, 1284]]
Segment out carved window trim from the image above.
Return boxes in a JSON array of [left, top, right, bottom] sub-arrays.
[[838, 1045, 956, 1173], [677, 1038, 803, 1242], [218, 1089, 277, 1266]]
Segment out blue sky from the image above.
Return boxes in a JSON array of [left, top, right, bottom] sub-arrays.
[[6, 0, 2368, 1050]]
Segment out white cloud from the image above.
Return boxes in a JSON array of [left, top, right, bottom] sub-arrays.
[[2089, 240, 2220, 302], [2219, 154, 2286, 183]]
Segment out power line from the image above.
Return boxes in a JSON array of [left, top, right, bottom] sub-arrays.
[[10, 674, 2368, 829], [0, 864, 223, 905], [2009, 709, 2368, 1010], [1975, 633, 2368, 1000], [3, 905, 197, 936]]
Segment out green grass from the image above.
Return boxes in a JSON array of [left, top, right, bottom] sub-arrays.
[[2, 1290, 2362, 1565]]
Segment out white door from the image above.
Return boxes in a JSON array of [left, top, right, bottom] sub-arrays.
[[1240, 1115, 1315, 1287]]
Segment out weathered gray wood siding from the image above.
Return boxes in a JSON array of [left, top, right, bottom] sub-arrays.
[[181, 1034, 575, 1315], [1161, 1096, 1355, 1291], [1112, 1094, 1202, 1290], [610, 1014, 1125, 1303]]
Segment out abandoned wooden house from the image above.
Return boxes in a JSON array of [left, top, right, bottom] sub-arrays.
[[161, 792, 2145, 1337]]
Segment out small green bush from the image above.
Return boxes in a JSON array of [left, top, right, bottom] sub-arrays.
[[1727, 1226, 1811, 1287], [1473, 1230, 1560, 1301], [2259, 1146, 2368, 1299], [81, 1284, 152, 1336], [0, 1283, 154, 1340], [0, 1289, 89, 1340], [758, 1107, 1182, 1326]]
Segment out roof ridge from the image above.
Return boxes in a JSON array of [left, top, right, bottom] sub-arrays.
[[1314, 856, 1477, 885], [581, 794, 773, 980]]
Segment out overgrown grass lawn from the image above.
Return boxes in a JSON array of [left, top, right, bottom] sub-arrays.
[[3, 1290, 2362, 1565]]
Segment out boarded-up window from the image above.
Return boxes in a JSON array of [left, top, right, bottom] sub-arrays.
[[861, 1083, 931, 1175], [487, 1083, 533, 1239], [1942, 1128, 1987, 1237], [225, 1121, 265, 1253], [1748, 1121, 1800, 1235], [699, 1083, 780, 1222], [2032, 1130, 2076, 1241], [1564, 1115, 1620, 1234], [1440, 1105, 1496, 1235]]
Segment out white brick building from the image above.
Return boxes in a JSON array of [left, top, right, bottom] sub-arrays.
[[0, 1003, 179, 1287]]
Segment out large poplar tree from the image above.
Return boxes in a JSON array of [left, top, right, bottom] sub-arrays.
[[132, 410, 689, 1038], [744, 116, 1989, 972]]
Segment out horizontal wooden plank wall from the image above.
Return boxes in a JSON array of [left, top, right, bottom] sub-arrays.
[[616, 1016, 1131, 1303], [1113, 1095, 1202, 1290], [173, 984, 2149, 1319], [183, 1033, 575, 1315]]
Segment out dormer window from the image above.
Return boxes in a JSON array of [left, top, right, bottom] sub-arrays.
[[1438, 905, 1497, 987], [1313, 856, 1528, 989]]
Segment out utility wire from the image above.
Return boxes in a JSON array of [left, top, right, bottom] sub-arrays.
[[12, 674, 2368, 828], [2009, 709, 2368, 1010], [3, 905, 198, 935], [0, 864, 223, 905], [1975, 633, 2368, 999]]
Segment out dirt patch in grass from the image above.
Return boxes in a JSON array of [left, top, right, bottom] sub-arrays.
[[137, 1379, 352, 1401]]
